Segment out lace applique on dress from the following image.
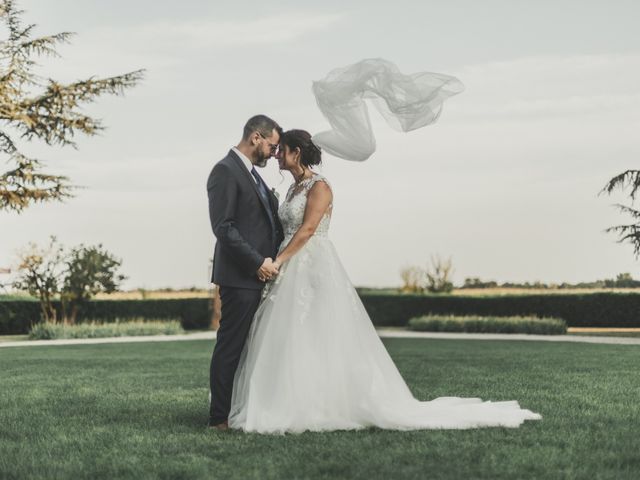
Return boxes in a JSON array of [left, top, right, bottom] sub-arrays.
[[261, 173, 333, 301], [279, 173, 333, 241]]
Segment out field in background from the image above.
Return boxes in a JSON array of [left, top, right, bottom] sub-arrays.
[[358, 287, 640, 296], [452, 287, 640, 296], [3, 287, 639, 302], [93, 289, 213, 300]]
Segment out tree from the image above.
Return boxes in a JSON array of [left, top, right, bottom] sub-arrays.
[[0, 0, 144, 212], [425, 255, 454, 293], [12, 236, 65, 322], [601, 170, 640, 257], [61, 244, 126, 324], [13, 237, 125, 324], [399, 255, 455, 294], [399, 265, 425, 293], [462, 277, 498, 289]]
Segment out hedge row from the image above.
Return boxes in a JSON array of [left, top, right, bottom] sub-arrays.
[[29, 320, 184, 340], [407, 315, 567, 335], [2, 292, 639, 335], [360, 292, 640, 328], [0, 298, 212, 335]]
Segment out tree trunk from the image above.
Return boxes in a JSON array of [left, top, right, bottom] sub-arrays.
[[69, 303, 78, 326], [211, 285, 221, 331], [40, 293, 57, 323]]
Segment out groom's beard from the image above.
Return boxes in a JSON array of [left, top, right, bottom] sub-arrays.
[[254, 154, 268, 168]]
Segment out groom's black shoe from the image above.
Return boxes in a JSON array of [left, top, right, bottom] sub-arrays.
[[208, 419, 229, 431]]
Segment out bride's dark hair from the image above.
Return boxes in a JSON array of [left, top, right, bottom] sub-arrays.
[[280, 129, 322, 168]]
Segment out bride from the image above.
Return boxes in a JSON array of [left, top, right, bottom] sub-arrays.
[[228, 129, 541, 434]]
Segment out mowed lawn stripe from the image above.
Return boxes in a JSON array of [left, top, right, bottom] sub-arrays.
[[0, 339, 638, 480]]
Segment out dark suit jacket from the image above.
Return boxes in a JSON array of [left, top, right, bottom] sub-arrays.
[[207, 149, 284, 289]]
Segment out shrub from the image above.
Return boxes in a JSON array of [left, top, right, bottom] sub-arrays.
[[408, 315, 567, 335], [28, 319, 184, 340], [0, 298, 211, 335], [360, 292, 640, 328], [3, 291, 640, 336], [0, 298, 41, 335], [74, 299, 211, 330]]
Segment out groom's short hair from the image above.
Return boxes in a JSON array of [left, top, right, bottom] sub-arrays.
[[242, 114, 282, 140]]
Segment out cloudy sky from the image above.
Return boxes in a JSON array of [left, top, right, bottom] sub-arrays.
[[2, 0, 640, 289]]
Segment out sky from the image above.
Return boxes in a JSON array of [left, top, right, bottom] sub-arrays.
[[2, 0, 640, 289]]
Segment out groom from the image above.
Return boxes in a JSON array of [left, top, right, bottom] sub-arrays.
[[206, 114, 284, 430]]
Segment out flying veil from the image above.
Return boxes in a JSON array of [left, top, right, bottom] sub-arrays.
[[311, 58, 464, 161]]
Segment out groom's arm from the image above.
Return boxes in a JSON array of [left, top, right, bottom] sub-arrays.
[[208, 163, 264, 275]]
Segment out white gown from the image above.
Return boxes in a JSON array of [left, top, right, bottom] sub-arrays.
[[228, 174, 541, 434]]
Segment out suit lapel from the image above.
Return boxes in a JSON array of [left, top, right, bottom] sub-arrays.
[[227, 150, 274, 223]]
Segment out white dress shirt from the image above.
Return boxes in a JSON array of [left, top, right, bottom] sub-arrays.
[[232, 147, 258, 183]]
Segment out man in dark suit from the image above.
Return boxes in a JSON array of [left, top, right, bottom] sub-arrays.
[[207, 114, 284, 430]]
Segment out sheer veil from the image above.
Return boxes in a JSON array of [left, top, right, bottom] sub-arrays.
[[311, 58, 464, 161]]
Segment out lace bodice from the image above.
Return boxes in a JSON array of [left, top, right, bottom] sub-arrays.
[[279, 173, 332, 241]]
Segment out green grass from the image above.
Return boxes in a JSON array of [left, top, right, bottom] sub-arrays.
[[567, 332, 640, 338], [0, 339, 638, 479]]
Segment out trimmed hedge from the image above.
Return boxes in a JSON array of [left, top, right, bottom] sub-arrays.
[[360, 292, 640, 328], [0, 299, 41, 335], [0, 298, 211, 335], [76, 299, 211, 330], [1, 291, 639, 335], [408, 315, 567, 335]]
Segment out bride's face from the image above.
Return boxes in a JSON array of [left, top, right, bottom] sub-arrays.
[[277, 144, 301, 171]]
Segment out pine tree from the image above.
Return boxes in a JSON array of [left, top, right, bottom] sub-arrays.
[[0, 0, 144, 212], [601, 170, 640, 257]]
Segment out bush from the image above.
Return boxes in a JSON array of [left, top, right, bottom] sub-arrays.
[[28, 319, 184, 340], [360, 292, 640, 328], [76, 299, 211, 330], [3, 291, 640, 335], [408, 315, 567, 335], [0, 298, 211, 335], [0, 298, 41, 335]]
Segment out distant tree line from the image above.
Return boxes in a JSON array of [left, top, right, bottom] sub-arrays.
[[461, 273, 640, 289]]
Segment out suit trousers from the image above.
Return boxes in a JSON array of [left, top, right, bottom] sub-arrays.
[[209, 286, 262, 425]]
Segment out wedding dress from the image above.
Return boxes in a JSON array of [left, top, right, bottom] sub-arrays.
[[228, 174, 541, 434]]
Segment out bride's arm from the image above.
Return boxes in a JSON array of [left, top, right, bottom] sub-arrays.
[[274, 181, 333, 268]]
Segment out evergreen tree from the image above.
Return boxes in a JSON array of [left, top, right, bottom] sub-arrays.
[[0, 0, 144, 212], [601, 170, 640, 257]]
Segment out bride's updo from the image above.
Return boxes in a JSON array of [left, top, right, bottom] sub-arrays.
[[281, 129, 322, 168]]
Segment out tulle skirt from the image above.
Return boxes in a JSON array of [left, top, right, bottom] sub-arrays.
[[228, 236, 541, 434]]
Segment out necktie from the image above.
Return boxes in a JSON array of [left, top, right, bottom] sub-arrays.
[[251, 167, 270, 203], [251, 167, 276, 246]]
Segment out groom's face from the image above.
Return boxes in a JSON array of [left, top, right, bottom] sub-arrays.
[[255, 129, 280, 168]]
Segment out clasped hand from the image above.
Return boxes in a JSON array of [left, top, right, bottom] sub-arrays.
[[257, 258, 280, 282]]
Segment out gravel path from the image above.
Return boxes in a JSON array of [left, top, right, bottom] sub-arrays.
[[1, 329, 639, 348]]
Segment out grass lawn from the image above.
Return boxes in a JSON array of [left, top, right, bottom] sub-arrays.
[[568, 331, 640, 338], [1, 338, 638, 480]]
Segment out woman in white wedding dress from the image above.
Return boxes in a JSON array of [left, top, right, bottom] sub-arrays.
[[228, 130, 541, 434]]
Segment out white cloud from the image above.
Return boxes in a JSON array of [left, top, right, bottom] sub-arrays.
[[33, 11, 346, 82], [132, 12, 346, 48], [5, 30, 640, 288], [449, 53, 640, 120]]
